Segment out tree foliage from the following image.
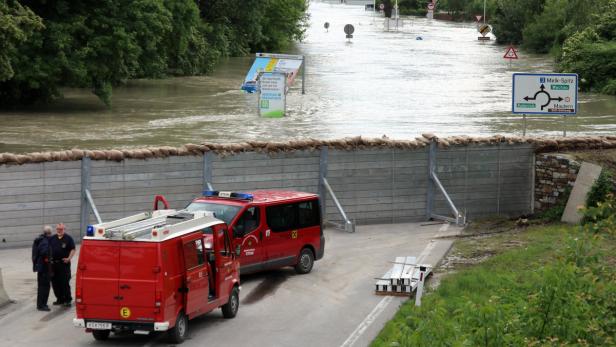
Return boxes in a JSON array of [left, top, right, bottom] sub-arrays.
[[0, 0, 308, 107], [0, 1, 43, 82]]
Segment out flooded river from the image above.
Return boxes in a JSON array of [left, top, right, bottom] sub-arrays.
[[1, 1, 615, 153]]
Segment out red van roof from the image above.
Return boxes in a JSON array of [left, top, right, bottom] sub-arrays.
[[195, 190, 318, 204]]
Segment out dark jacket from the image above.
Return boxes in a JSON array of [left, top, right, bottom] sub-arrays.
[[32, 234, 51, 273]]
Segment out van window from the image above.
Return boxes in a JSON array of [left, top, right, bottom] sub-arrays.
[[298, 200, 320, 228], [183, 239, 205, 270], [218, 228, 231, 256], [233, 207, 260, 237], [185, 202, 241, 225], [266, 204, 297, 232]]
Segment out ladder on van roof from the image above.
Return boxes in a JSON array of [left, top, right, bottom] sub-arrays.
[[87, 210, 214, 241]]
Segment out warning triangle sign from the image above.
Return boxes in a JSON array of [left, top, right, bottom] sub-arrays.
[[504, 46, 519, 59]]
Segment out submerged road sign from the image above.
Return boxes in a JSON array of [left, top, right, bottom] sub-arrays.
[[504, 46, 519, 60], [513, 73, 578, 115], [258, 72, 286, 118], [344, 24, 355, 39]]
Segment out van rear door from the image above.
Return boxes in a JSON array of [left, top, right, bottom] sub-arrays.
[[118, 242, 158, 311], [79, 240, 120, 318], [181, 234, 209, 317]]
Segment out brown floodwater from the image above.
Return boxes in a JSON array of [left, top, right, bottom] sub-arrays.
[[1, 1, 614, 153]]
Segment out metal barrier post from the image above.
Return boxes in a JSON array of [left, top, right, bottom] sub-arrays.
[[426, 139, 466, 226], [80, 157, 91, 238], [318, 146, 328, 221], [426, 141, 436, 219], [323, 178, 355, 233]]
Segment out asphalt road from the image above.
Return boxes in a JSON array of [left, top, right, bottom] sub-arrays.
[[0, 223, 460, 347]]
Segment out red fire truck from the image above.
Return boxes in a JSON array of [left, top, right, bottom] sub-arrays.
[[73, 210, 240, 343], [185, 190, 325, 275]]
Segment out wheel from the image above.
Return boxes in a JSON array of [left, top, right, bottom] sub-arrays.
[[92, 330, 111, 341], [294, 248, 314, 274], [221, 286, 239, 319], [167, 311, 188, 344]]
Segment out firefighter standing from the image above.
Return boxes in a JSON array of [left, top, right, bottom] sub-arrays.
[[32, 226, 53, 311], [50, 223, 75, 307]]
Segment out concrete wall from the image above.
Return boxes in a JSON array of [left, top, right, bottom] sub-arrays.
[[0, 144, 535, 248]]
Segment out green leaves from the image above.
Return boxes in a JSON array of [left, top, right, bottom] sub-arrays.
[[0, 0, 309, 107], [0, 1, 43, 82], [372, 226, 616, 346]]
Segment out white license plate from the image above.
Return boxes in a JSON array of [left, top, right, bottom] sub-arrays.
[[86, 322, 112, 330]]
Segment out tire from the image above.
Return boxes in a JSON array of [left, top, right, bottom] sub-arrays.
[[294, 248, 314, 274], [167, 311, 188, 344], [92, 330, 111, 341], [221, 286, 239, 319]]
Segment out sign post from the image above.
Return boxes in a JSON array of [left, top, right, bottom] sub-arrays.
[[512, 73, 579, 137], [258, 72, 287, 118]]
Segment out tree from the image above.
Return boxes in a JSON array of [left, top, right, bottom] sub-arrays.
[[492, 0, 546, 44], [0, 1, 43, 82]]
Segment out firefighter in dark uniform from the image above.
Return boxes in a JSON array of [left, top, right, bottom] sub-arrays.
[[49, 223, 76, 307], [32, 226, 53, 311]]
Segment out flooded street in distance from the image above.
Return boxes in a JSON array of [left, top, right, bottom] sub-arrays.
[[1, 1, 614, 153]]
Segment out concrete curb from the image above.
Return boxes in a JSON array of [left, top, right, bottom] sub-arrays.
[[0, 268, 11, 308]]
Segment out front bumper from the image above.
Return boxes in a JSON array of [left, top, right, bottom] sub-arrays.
[[73, 318, 169, 332]]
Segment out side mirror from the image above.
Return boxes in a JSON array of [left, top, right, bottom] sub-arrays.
[[235, 245, 241, 257]]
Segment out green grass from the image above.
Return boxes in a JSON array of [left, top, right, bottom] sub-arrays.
[[372, 224, 616, 346]]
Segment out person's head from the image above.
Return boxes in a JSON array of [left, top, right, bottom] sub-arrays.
[[43, 225, 52, 237], [55, 223, 66, 236]]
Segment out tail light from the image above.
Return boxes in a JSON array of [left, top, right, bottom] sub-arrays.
[[155, 292, 162, 307], [76, 288, 83, 303]]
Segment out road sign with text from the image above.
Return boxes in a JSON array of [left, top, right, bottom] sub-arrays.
[[512, 73, 578, 115]]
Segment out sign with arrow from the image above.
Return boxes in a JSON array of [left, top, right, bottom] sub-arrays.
[[504, 46, 518, 60], [512, 73, 578, 115]]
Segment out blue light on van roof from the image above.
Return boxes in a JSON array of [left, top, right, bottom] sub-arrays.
[[202, 191, 254, 201], [86, 225, 95, 237]]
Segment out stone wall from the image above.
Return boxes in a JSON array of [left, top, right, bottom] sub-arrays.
[[534, 153, 580, 211]]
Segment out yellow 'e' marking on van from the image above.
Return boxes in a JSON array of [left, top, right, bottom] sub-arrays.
[[120, 307, 131, 319]]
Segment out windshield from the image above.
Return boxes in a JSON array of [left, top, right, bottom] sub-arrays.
[[185, 202, 241, 225]]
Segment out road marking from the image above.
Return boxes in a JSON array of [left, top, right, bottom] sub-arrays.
[[339, 223, 452, 347], [339, 295, 393, 347]]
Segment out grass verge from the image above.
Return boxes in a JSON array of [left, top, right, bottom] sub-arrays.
[[372, 222, 616, 346]]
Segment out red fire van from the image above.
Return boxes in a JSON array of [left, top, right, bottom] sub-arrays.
[[73, 210, 240, 343], [185, 190, 325, 275]]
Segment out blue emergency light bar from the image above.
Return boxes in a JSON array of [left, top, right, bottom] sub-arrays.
[[86, 225, 95, 237], [203, 191, 254, 201]]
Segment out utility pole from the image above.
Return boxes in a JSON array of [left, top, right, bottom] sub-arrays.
[[483, 0, 486, 24]]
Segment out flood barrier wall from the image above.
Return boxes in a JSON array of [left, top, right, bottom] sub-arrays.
[[0, 141, 536, 248]]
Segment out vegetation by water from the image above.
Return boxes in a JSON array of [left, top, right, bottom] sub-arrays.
[[0, 0, 308, 107], [382, 0, 616, 95]]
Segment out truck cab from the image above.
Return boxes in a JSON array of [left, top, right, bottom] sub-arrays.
[[73, 210, 240, 343], [185, 190, 325, 275]]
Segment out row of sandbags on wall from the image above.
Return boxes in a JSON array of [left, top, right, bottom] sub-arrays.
[[2, 134, 616, 166]]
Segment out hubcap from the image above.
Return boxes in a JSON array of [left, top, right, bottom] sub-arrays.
[[177, 316, 186, 337], [232, 294, 238, 313], [301, 254, 311, 269]]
